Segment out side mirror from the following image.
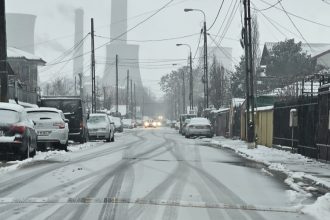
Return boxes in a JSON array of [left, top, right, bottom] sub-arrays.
[[110, 122, 115, 125], [32, 120, 36, 126], [87, 113, 90, 120], [64, 119, 69, 123]]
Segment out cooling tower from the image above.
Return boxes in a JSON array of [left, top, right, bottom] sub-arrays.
[[73, 8, 84, 77], [111, 0, 127, 43], [6, 13, 36, 54], [103, 0, 143, 90]]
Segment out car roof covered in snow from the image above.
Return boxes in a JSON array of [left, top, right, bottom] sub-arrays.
[[26, 107, 63, 113], [0, 102, 25, 112], [189, 117, 211, 125], [89, 113, 107, 117]]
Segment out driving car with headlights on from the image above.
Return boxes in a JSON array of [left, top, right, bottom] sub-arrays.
[[0, 103, 37, 160], [185, 117, 214, 138], [87, 113, 113, 142], [26, 107, 69, 151], [144, 119, 156, 128]]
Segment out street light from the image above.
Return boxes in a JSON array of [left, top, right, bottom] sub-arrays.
[[176, 43, 193, 111], [184, 8, 208, 109]]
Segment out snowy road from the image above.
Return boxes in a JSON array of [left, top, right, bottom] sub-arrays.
[[0, 128, 316, 220]]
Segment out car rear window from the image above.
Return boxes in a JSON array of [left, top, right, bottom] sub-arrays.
[[0, 109, 20, 124], [27, 111, 61, 121], [88, 115, 106, 123]]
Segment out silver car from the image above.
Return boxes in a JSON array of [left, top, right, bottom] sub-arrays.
[[88, 113, 114, 142], [185, 117, 214, 138], [26, 107, 69, 151]]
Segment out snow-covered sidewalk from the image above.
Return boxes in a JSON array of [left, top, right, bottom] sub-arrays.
[[201, 136, 330, 220]]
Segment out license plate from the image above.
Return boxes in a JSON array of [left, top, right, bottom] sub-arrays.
[[37, 131, 50, 136], [0, 130, 4, 136]]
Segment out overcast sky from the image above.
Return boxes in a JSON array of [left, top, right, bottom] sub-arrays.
[[6, 0, 330, 97]]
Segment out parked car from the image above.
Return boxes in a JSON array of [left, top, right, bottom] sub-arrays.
[[111, 116, 123, 133], [122, 119, 134, 129], [39, 96, 89, 143], [87, 113, 114, 142], [0, 103, 37, 160], [179, 114, 197, 134], [185, 117, 214, 138], [181, 119, 191, 136], [174, 121, 180, 130], [136, 119, 143, 126], [26, 107, 69, 151]]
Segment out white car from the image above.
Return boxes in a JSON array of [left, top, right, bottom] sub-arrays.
[[185, 117, 214, 138], [26, 107, 69, 151], [88, 113, 114, 142], [122, 119, 133, 129]]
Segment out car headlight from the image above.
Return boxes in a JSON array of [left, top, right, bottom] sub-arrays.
[[144, 122, 149, 126], [152, 122, 157, 126], [157, 122, 161, 126]]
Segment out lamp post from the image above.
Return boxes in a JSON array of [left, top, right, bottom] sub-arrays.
[[184, 8, 208, 109], [176, 43, 193, 111]]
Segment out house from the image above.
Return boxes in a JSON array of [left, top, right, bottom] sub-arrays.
[[7, 47, 46, 104]]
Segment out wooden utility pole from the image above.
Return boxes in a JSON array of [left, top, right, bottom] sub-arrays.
[[130, 79, 133, 118], [91, 18, 96, 113], [126, 70, 129, 116], [243, 0, 255, 145], [134, 83, 136, 119], [115, 54, 119, 113], [182, 70, 186, 114], [0, 0, 8, 102]]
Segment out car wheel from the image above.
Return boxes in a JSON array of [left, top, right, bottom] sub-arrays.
[[185, 134, 190, 139], [111, 134, 115, 142], [106, 133, 111, 142]]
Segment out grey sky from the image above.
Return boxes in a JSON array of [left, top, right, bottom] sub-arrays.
[[6, 0, 330, 96]]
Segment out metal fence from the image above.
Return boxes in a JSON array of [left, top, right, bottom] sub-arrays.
[[273, 96, 318, 158]]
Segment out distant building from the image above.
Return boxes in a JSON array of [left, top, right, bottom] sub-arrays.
[[7, 47, 46, 104]]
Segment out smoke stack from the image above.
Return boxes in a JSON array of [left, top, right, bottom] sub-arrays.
[[111, 0, 127, 43], [6, 13, 36, 54], [73, 8, 84, 78]]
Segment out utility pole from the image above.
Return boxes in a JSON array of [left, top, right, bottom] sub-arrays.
[[189, 50, 193, 110], [91, 18, 96, 113], [74, 76, 77, 95], [182, 70, 186, 114], [126, 70, 129, 116], [0, 0, 8, 102], [130, 79, 133, 118], [115, 54, 119, 113], [78, 72, 83, 99], [243, 0, 255, 146], [103, 86, 106, 109], [203, 21, 209, 109], [134, 83, 136, 119]]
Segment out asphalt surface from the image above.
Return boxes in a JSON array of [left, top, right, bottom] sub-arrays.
[[0, 128, 316, 220]]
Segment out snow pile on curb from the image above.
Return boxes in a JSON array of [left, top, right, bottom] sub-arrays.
[[203, 137, 330, 190], [0, 150, 66, 174], [303, 193, 330, 220], [201, 137, 330, 220]]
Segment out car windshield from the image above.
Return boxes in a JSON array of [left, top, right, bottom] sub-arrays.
[[0, 109, 20, 124], [27, 111, 61, 121]]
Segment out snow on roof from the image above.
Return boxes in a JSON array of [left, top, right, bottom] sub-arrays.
[[211, 108, 230, 114], [7, 47, 46, 64], [255, 105, 273, 112], [0, 102, 25, 112], [264, 80, 320, 96], [264, 42, 330, 58]]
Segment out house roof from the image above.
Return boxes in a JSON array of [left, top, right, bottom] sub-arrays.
[[264, 42, 330, 58], [7, 47, 46, 65]]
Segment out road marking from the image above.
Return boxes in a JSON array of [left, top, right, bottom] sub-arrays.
[[0, 197, 304, 214]]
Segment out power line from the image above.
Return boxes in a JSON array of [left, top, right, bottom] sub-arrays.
[[207, 0, 225, 31], [257, 0, 330, 28], [278, 1, 312, 50], [257, 0, 282, 11], [94, 32, 200, 43]]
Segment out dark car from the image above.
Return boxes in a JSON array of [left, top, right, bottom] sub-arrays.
[[39, 96, 89, 143], [179, 114, 197, 134], [0, 103, 38, 160]]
